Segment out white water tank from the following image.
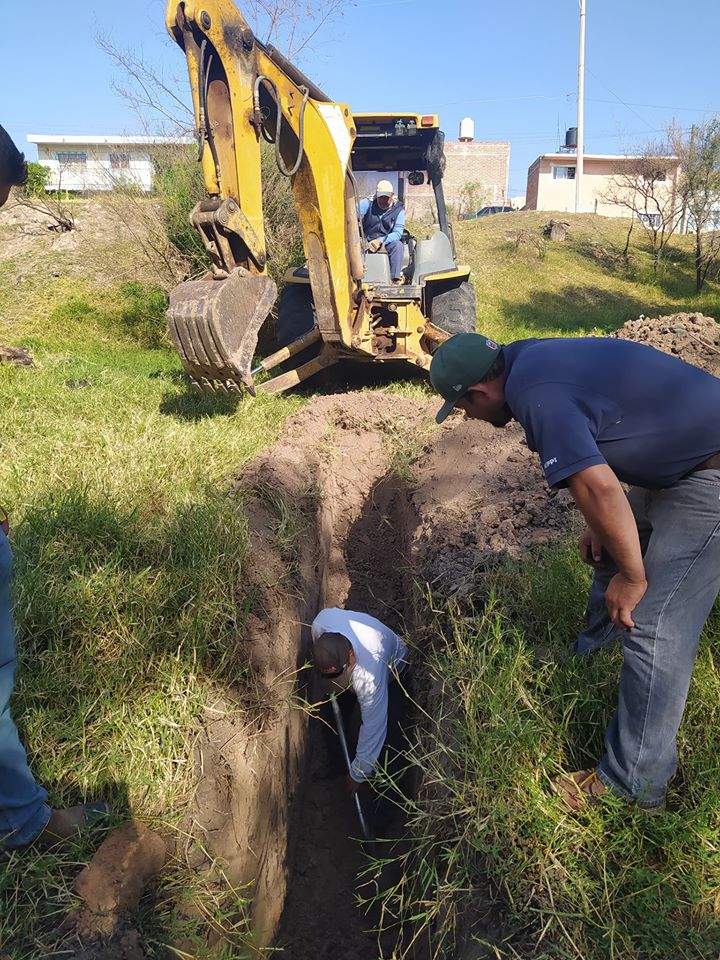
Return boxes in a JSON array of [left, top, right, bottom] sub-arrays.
[[459, 117, 475, 142]]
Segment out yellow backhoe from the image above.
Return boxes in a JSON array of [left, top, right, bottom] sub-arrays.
[[166, 0, 477, 395]]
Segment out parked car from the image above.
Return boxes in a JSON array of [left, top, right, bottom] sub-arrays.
[[468, 205, 515, 219]]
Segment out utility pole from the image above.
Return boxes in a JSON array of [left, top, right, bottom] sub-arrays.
[[575, 0, 586, 213]]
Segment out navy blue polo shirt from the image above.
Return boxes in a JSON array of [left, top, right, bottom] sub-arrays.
[[503, 337, 720, 489]]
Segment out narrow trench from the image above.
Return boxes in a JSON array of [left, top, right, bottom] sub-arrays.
[[275, 470, 417, 959]]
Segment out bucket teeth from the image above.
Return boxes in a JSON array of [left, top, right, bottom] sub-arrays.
[[167, 267, 277, 395]]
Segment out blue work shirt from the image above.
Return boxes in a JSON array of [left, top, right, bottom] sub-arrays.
[[503, 337, 720, 489], [357, 197, 406, 246]]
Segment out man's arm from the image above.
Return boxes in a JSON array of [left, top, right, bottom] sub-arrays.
[[566, 464, 647, 629], [349, 682, 388, 783], [384, 205, 405, 246]]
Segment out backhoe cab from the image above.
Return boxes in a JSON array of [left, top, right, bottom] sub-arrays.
[[165, 0, 476, 396]]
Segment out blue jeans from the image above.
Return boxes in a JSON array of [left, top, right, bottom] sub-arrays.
[[575, 471, 720, 806], [371, 238, 404, 280], [0, 530, 49, 849]]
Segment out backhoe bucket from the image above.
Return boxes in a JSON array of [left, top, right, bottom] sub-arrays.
[[167, 268, 277, 394]]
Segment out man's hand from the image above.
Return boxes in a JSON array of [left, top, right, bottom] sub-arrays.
[[605, 572, 647, 630], [367, 238, 383, 253], [578, 527, 602, 566], [345, 774, 361, 796]]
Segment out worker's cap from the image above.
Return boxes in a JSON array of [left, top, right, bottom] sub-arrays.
[[313, 631, 352, 677], [430, 333, 501, 424], [375, 179, 394, 197]]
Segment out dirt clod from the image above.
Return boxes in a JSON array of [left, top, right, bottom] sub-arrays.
[[67, 822, 166, 942], [0, 344, 33, 366]]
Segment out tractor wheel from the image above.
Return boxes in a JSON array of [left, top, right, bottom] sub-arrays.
[[275, 283, 320, 370], [430, 281, 477, 336]]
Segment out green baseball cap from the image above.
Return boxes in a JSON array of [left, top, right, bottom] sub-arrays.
[[430, 333, 501, 423]]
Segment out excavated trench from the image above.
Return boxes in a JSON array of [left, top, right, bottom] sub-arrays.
[[179, 389, 577, 957]]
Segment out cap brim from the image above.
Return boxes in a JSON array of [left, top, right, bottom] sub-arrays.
[[435, 397, 458, 424]]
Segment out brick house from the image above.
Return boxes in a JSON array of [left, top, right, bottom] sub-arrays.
[[405, 139, 510, 220]]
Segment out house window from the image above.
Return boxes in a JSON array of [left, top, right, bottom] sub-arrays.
[[637, 211, 662, 230], [552, 165, 576, 180], [110, 152, 130, 170], [56, 151, 87, 168]]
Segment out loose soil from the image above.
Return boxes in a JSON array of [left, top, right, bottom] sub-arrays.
[[612, 311, 720, 375]]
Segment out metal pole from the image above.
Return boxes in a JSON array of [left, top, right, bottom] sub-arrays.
[[575, 0, 586, 213], [330, 697, 373, 841]]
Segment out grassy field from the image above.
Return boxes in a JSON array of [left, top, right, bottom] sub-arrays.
[[1, 205, 719, 958], [455, 210, 720, 342]]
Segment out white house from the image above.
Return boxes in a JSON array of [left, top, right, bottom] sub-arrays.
[[26, 135, 194, 192]]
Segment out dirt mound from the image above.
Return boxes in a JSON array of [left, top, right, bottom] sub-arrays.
[[414, 418, 574, 594], [611, 311, 720, 376]]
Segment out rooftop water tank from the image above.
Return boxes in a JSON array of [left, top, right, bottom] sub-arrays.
[[459, 117, 474, 142]]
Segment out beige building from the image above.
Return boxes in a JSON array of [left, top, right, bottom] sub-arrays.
[[405, 139, 510, 219], [525, 152, 680, 217]]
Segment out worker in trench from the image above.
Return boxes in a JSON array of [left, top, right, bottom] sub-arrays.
[[310, 607, 410, 831], [0, 125, 109, 851], [429, 331, 720, 813]]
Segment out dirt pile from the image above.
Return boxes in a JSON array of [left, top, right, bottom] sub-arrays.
[[611, 311, 720, 376], [413, 418, 574, 594]]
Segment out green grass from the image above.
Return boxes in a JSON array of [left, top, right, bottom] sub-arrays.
[[456, 211, 720, 341], [372, 548, 720, 959], [0, 275, 303, 957], [1, 207, 719, 958]]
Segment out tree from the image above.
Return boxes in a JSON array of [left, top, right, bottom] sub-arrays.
[[456, 181, 487, 220], [600, 146, 682, 274], [23, 162, 51, 197], [15, 164, 75, 232], [671, 119, 720, 293]]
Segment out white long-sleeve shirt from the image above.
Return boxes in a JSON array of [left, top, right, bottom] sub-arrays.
[[311, 608, 408, 782]]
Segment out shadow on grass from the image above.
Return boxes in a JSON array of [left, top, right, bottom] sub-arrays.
[[498, 283, 661, 336], [158, 359, 430, 420], [10, 485, 254, 826]]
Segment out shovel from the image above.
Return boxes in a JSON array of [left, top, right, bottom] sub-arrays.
[[331, 696, 373, 841]]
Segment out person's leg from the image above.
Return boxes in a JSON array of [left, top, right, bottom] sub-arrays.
[[384, 240, 404, 280], [596, 471, 720, 805], [575, 487, 651, 655], [0, 530, 50, 849]]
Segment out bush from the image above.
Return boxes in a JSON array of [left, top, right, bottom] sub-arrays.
[[152, 145, 211, 278], [23, 162, 51, 197], [151, 142, 303, 287]]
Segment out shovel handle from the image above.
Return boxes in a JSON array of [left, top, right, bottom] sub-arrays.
[[330, 697, 373, 841]]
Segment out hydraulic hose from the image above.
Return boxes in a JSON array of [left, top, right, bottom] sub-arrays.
[[253, 75, 309, 178]]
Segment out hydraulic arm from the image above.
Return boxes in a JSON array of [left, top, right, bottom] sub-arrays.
[[166, 0, 364, 393]]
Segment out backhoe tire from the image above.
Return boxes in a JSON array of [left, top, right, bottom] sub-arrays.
[[275, 283, 321, 371], [430, 281, 477, 336]]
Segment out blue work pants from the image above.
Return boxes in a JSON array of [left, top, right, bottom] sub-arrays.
[[575, 471, 720, 806]]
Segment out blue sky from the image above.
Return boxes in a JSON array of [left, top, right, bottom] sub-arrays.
[[2, 0, 718, 197]]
